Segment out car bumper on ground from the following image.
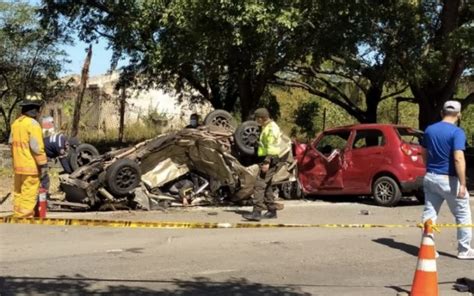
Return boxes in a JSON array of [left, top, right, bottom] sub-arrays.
[[400, 176, 424, 193]]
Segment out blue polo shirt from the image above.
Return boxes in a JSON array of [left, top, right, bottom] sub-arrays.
[[422, 121, 466, 176]]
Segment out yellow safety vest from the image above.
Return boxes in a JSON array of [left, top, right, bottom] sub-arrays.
[[257, 121, 281, 157], [9, 115, 47, 175]]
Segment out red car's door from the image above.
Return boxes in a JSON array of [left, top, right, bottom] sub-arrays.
[[297, 147, 327, 193], [343, 129, 386, 193], [298, 131, 350, 193]]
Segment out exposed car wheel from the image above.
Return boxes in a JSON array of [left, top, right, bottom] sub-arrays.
[[69, 143, 100, 171], [372, 176, 401, 207], [204, 109, 236, 132], [280, 181, 303, 200], [293, 180, 303, 199], [105, 159, 141, 196], [281, 182, 292, 199], [415, 189, 425, 204], [234, 120, 260, 155]]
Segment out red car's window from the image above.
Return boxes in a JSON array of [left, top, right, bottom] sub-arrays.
[[352, 129, 385, 149], [396, 127, 423, 145], [315, 131, 351, 155]]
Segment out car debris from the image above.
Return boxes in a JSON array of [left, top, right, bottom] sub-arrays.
[[58, 114, 298, 211]]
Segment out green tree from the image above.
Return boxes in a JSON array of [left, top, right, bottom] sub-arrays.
[[0, 1, 66, 141], [40, 0, 365, 118], [389, 0, 473, 129], [274, 2, 415, 124]]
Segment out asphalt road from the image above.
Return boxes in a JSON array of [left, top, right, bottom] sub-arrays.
[[1, 197, 473, 296]]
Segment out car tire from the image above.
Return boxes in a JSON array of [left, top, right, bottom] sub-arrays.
[[415, 189, 425, 204], [280, 182, 292, 199], [293, 180, 303, 199], [372, 176, 401, 207], [204, 109, 236, 132], [105, 159, 141, 196], [234, 120, 260, 155], [279, 181, 303, 200], [69, 143, 100, 171]]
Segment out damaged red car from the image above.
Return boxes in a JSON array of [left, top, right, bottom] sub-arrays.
[[294, 124, 426, 206]]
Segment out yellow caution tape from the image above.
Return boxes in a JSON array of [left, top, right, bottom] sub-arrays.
[[1, 216, 474, 230]]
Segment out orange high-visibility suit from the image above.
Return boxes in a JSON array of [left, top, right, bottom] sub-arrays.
[[9, 115, 47, 217]]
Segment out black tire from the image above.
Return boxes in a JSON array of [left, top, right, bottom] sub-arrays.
[[372, 176, 401, 207], [105, 159, 141, 196], [293, 180, 303, 199], [204, 109, 236, 132], [69, 143, 100, 171], [280, 182, 292, 199], [415, 189, 425, 204], [234, 120, 260, 155], [280, 181, 304, 200]]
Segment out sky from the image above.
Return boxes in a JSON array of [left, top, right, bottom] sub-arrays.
[[27, 0, 115, 77], [61, 37, 116, 77]]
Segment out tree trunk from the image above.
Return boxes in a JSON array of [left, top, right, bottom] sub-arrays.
[[118, 87, 126, 144], [0, 106, 8, 142], [71, 45, 92, 137], [363, 86, 382, 123], [238, 74, 257, 120], [418, 95, 439, 131]]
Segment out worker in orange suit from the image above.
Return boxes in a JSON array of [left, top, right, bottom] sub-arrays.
[[9, 99, 48, 217]]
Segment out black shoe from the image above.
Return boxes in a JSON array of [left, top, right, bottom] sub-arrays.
[[262, 210, 277, 219], [242, 210, 262, 221]]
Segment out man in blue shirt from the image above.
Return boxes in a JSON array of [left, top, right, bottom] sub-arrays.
[[41, 133, 73, 190], [422, 100, 473, 259]]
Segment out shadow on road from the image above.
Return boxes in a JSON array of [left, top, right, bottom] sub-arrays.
[[373, 238, 456, 259], [373, 238, 420, 257], [0, 275, 311, 296]]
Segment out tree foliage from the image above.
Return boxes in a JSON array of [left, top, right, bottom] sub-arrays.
[[40, 0, 369, 118], [39, 0, 474, 131], [0, 1, 66, 140], [391, 0, 474, 129]]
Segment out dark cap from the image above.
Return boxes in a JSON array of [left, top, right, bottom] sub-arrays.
[[254, 108, 269, 118]]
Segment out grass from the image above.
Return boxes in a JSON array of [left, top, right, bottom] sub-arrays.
[[79, 122, 165, 153]]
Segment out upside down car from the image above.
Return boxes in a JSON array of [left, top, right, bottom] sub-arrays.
[[59, 122, 298, 210]]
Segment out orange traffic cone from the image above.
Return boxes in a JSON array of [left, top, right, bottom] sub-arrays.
[[410, 219, 438, 296]]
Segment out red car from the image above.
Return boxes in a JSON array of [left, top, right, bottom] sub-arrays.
[[294, 124, 425, 206]]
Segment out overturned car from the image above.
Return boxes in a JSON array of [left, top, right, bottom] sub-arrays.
[[59, 121, 298, 210]]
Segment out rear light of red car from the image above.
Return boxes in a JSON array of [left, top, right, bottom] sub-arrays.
[[401, 143, 423, 163], [400, 143, 413, 156]]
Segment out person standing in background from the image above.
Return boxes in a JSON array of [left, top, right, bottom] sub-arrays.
[[243, 108, 282, 221], [421, 100, 474, 259], [9, 99, 48, 217]]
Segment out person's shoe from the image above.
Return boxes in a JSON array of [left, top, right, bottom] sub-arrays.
[[262, 210, 277, 219], [457, 248, 474, 260], [242, 210, 262, 222]]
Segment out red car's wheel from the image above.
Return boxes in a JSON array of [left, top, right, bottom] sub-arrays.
[[372, 176, 401, 207]]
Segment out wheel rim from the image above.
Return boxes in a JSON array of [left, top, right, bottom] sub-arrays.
[[375, 181, 394, 203], [115, 167, 137, 189], [282, 183, 291, 197], [211, 116, 233, 130], [241, 126, 259, 148], [77, 150, 95, 166]]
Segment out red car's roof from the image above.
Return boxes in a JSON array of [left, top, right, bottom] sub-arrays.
[[323, 123, 422, 133]]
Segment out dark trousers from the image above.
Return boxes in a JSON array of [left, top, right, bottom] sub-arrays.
[[253, 167, 277, 212]]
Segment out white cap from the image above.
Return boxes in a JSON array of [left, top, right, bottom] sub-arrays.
[[443, 100, 461, 113]]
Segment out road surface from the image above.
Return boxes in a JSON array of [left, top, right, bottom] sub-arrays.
[[1, 197, 473, 295]]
